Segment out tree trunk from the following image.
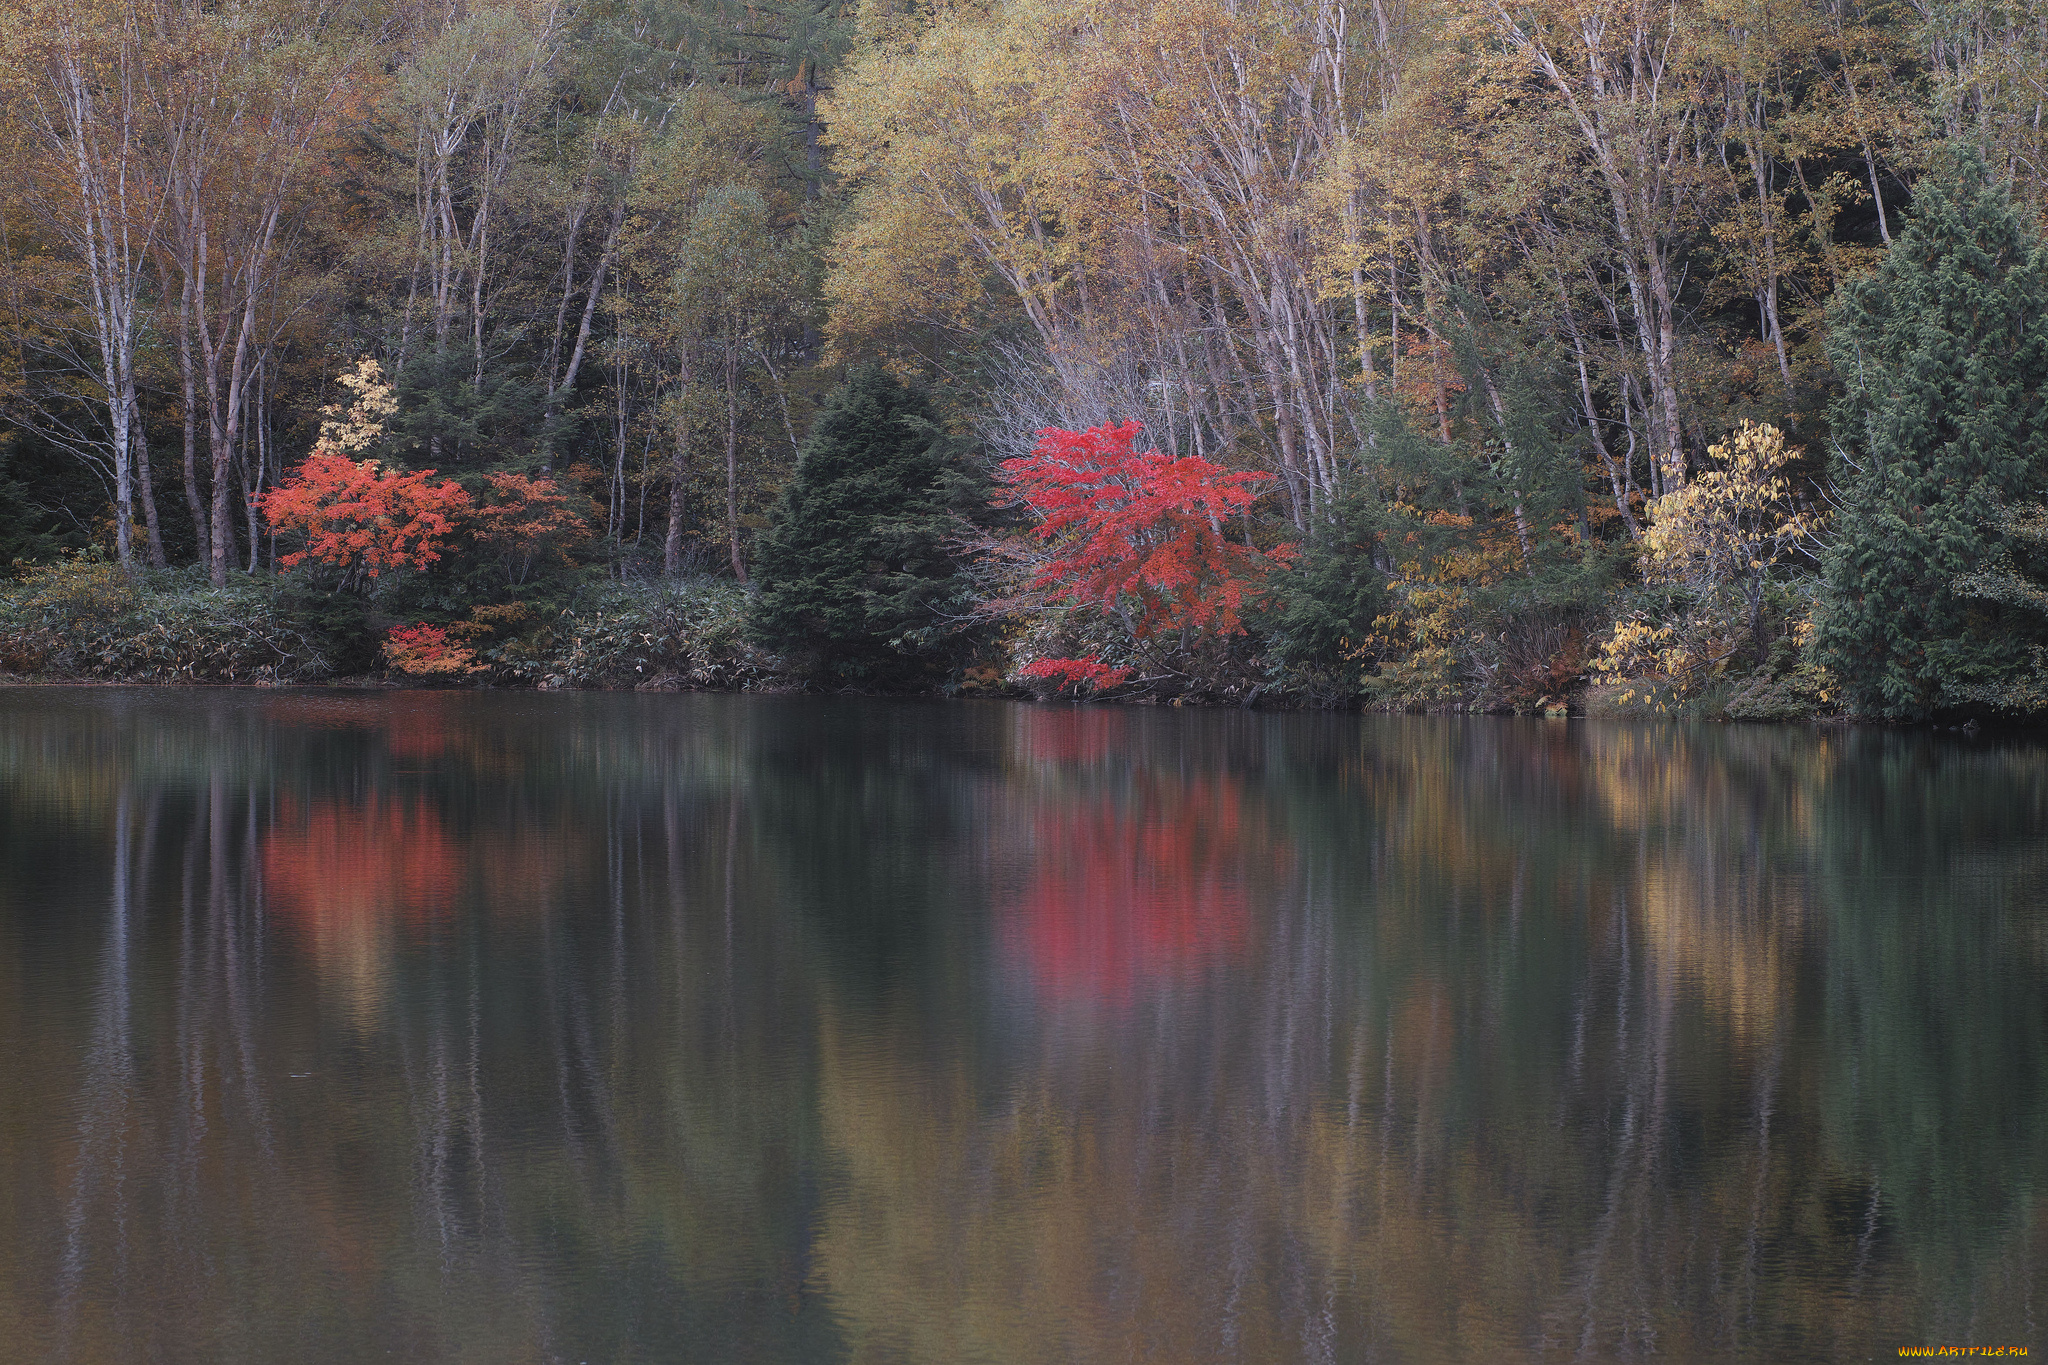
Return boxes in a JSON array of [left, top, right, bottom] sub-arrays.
[[130, 395, 166, 568], [177, 268, 210, 565], [664, 419, 689, 576], [664, 353, 693, 574], [724, 346, 747, 586]]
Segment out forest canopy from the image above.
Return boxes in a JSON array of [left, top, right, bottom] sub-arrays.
[[2, 0, 2046, 719]]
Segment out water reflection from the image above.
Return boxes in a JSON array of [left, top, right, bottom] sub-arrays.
[[0, 693, 2042, 1363], [999, 774, 1264, 1006]]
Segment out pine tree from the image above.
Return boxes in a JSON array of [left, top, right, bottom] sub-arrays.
[[1263, 488, 1389, 698], [748, 365, 978, 680], [668, 0, 850, 197], [1951, 502, 2048, 711], [0, 441, 61, 567], [1818, 148, 2048, 719]]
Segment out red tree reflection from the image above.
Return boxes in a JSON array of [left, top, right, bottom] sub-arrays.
[[1016, 705, 1128, 767], [263, 795, 463, 939], [1002, 778, 1264, 1005]]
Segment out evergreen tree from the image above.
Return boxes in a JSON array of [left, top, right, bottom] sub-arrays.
[[0, 440, 65, 567], [668, 0, 851, 197], [386, 346, 566, 471], [1818, 148, 2048, 719], [749, 365, 978, 680], [1951, 502, 2048, 712], [1264, 489, 1389, 699]]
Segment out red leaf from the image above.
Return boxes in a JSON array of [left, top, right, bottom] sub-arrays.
[[998, 422, 1292, 639]]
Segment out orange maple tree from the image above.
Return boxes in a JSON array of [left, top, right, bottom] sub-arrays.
[[258, 358, 473, 583], [469, 471, 590, 583], [999, 421, 1292, 689], [382, 622, 487, 677], [260, 453, 472, 581]]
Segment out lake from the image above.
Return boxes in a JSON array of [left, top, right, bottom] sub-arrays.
[[0, 689, 2042, 1363]]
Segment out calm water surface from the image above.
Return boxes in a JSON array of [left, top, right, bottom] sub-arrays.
[[0, 689, 2043, 1363]]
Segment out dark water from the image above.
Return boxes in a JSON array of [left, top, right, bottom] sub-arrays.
[[1, 690, 2043, 1364]]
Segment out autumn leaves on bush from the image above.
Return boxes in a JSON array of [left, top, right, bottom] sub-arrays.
[[1000, 421, 1293, 696], [258, 362, 589, 676]]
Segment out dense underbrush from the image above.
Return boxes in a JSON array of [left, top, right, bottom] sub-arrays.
[[0, 551, 1930, 724], [487, 579, 775, 690], [0, 557, 785, 694], [0, 549, 1823, 716], [0, 556, 331, 683]]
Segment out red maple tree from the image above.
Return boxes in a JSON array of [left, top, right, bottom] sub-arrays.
[[999, 422, 1291, 688], [1019, 656, 1134, 690], [260, 453, 472, 581]]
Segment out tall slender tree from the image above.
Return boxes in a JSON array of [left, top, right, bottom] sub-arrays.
[[1, 0, 167, 571]]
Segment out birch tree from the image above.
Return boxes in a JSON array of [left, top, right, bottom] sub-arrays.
[[1, 0, 169, 570], [150, 0, 379, 583]]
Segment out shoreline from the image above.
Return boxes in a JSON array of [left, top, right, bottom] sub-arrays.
[[6, 673, 2034, 733]]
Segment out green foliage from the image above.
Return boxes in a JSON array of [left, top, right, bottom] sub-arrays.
[[0, 555, 330, 681], [665, 0, 850, 196], [1004, 604, 1269, 703], [0, 442, 60, 570], [1326, 402, 1625, 713], [494, 578, 771, 690], [1949, 501, 2048, 712], [385, 347, 569, 469], [748, 366, 980, 681], [1818, 148, 2048, 719], [1260, 490, 1389, 703], [275, 578, 381, 675], [1584, 589, 1835, 722], [1721, 619, 1840, 721], [0, 436, 87, 570]]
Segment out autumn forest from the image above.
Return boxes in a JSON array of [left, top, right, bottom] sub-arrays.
[[4, 0, 2048, 719]]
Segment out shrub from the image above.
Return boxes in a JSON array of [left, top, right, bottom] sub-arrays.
[[383, 623, 487, 679], [492, 579, 776, 690], [1258, 492, 1389, 706], [1000, 600, 1267, 703], [1636, 422, 1815, 658], [469, 472, 593, 586], [0, 556, 330, 682]]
